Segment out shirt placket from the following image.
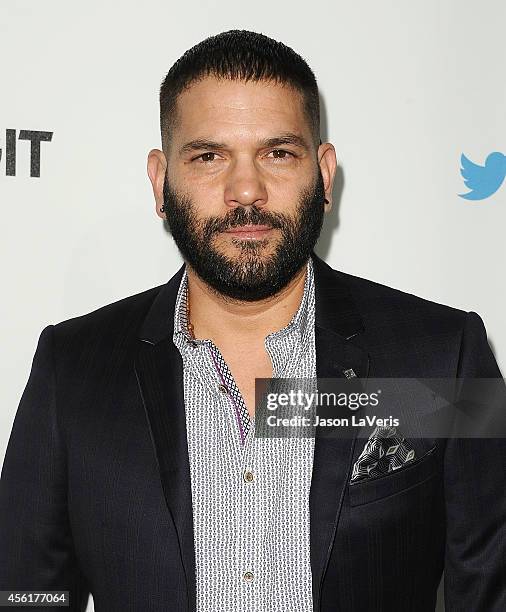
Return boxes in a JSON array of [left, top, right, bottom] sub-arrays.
[[206, 342, 259, 611], [180, 339, 245, 611], [237, 424, 257, 612]]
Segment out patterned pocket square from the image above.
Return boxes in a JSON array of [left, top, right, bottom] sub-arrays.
[[350, 425, 416, 482]]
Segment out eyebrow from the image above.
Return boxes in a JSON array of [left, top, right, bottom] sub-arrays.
[[178, 132, 310, 156]]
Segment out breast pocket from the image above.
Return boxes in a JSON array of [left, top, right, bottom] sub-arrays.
[[348, 444, 439, 506]]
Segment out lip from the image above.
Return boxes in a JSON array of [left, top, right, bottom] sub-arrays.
[[223, 224, 273, 239]]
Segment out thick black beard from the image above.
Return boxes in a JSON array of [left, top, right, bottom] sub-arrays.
[[163, 169, 326, 301]]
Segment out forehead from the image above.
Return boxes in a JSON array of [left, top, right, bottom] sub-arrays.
[[173, 76, 310, 143]]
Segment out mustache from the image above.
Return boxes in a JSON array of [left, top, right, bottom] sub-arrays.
[[202, 205, 291, 238]]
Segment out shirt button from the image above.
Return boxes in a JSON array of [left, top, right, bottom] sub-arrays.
[[243, 571, 254, 583], [243, 470, 254, 483], [218, 383, 228, 394]]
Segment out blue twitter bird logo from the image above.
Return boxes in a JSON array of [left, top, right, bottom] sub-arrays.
[[459, 151, 506, 200]]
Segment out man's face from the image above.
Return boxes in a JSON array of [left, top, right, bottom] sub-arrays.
[[154, 77, 335, 301]]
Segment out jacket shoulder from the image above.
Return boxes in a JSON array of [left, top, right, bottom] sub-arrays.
[[328, 265, 469, 337], [51, 284, 165, 345], [341, 268, 465, 314]]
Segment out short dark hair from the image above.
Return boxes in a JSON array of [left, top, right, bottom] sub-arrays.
[[159, 29, 320, 152]]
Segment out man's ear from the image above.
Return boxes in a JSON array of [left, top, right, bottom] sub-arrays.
[[147, 149, 167, 219], [317, 141, 337, 213]]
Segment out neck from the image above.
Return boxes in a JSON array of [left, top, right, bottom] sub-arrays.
[[185, 260, 309, 344]]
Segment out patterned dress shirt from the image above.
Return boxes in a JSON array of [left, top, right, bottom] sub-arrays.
[[172, 256, 316, 612]]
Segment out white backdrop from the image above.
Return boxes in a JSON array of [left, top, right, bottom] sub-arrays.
[[2, 2, 505, 610]]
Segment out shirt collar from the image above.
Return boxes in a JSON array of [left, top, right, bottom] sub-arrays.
[[174, 270, 192, 342], [265, 256, 314, 345], [173, 257, 314, 346]]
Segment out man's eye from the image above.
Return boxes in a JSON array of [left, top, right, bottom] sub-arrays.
[[268, 149, 294, 160], [194, 152, 217, 163]]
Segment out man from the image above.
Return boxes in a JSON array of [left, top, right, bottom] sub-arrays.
[[1, 29, 505, 612]]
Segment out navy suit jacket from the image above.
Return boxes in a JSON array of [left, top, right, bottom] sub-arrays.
[[1, 251, 505, 611]]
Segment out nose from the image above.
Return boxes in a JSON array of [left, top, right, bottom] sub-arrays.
[[223, 157, 268, 209]]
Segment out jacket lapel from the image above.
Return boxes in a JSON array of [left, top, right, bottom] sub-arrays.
[[133, 252, 370, 612], [310, 252, 370, 610], [133, 262, 197, 612]]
